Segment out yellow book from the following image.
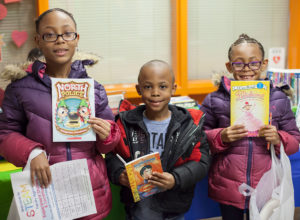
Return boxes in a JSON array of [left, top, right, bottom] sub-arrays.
[[119, 152, 163, 202], [231, 81, 270, 137]]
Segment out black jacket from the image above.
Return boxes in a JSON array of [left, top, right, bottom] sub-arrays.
[[106, 103, 211, 217]]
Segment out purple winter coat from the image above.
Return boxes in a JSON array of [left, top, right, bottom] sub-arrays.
[[201, 76, 300, 210], [0, 57, 120, 219]]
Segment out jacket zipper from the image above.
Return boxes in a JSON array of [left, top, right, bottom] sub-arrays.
[[161, 119, 180, 170], [172, 124, 199, 163], [168, 114, 204, 169], [66, 142, 72, 161], [245, 137, 253, 209]]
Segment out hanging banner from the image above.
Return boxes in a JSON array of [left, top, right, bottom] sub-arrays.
[[4, 0, 21, 3]]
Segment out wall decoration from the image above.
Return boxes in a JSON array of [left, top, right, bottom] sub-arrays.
[[0, 34, 5, 62], [11, 30, 28, 48], [268, 47, 286, 69], [0, 4, 8, 20], [4, 0, 22, 3]]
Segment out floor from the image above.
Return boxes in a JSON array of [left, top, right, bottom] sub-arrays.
[[200, 207, 300, 220]]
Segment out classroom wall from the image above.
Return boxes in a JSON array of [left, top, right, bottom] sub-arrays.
[[0, 0, 36, 89], [0, 0, 295, 103]]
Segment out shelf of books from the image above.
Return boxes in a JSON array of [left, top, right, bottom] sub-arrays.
[[267, 68, 300, 128]]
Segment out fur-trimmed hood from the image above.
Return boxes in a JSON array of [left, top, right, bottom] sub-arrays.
[[212, 72, 294, 99], [0, 52, 100, 82]]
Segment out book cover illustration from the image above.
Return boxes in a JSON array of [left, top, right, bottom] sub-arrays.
[[125, 152, 163, 202], [230, 81, 270, 137], [52, 78, 96, 142]]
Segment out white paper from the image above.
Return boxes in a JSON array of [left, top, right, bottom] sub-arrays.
[[268, 47, 286, 69], [10, 159, 96, 220]]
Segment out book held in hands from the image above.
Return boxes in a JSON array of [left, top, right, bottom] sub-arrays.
[[230, 81, 270, 137], [51, 78, 96, 142], [119, 152, 163, 202]]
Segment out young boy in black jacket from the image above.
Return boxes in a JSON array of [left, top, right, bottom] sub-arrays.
[[106, 60, 210, 220]]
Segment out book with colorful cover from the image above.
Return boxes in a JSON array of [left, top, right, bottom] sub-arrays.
[[230, 81, 270, 137], [51, 78, 96, 142], [124, 152, 163, 202]]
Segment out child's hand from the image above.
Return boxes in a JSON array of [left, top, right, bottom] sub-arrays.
[[259, 125, 280, 146], [88, 117, 111, 141], [148, 172, 175, 190], [30, 153, 51, 188], [119, 170, 130, 188], [221, 124, 248, 143]]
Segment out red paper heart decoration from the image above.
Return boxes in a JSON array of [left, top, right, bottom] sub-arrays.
[[273, 56, 280, 64], [11, 30, 28, 47], [0, 4, 8, 20], [4, 0, 21, 3]]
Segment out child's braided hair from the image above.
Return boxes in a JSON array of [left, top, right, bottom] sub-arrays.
[[228, 34, 265, 60]]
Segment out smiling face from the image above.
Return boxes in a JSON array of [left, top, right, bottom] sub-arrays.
[[226, 43, 268, 80], [35, 10, 79, 70], [136, 62, 177, 121], [78, 106, 89, 118], [142, 168, 152, 180], [57, 106, 68, 118]]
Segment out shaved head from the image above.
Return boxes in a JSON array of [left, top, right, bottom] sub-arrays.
[[138, 60, 175, 84]]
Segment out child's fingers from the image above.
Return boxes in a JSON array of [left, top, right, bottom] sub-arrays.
[[227, 132, 248, 142], [41, 169, 49, 187], [150, 172, 165, 179], [92, 124, 110, 139], [35, 170, 43, 187], [119, 170, 130, 188], [88, 117, 111, 129], [227, 126, 247, 135], [221, 126, 248, 143], [231, 124, 246, 130], [31, 170, 36, 186], [45, 167, 52, 186], [148, 179, 164, 188], [148, 174, 165, 185], [260, 128, 280, 145], [149, 172, 175, 190], [259, 125, 277, 133]]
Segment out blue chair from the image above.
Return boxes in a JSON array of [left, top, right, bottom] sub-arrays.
[[184, 176, 221, 219], [290, 150, 300, 207]]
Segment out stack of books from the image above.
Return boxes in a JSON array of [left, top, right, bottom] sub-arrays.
[[267, 68, 300, 129], [170, 96, 199, 109]]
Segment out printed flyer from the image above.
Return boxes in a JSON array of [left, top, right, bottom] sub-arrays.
[[51, 78, 95, 142], [231, 81, 270, 137], [10, 159, 96, 220]]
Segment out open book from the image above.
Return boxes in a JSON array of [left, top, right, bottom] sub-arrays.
[[230, 81, 270, 137], [118, 152, 163, 202]]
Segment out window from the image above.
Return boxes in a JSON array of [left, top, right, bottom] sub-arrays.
[[49, 0, 172, 85], [188, 0, 289, 80]]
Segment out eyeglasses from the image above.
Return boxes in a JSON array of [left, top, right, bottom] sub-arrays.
[[41, 32, 78, 42], [231, 61, 262, 71]]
